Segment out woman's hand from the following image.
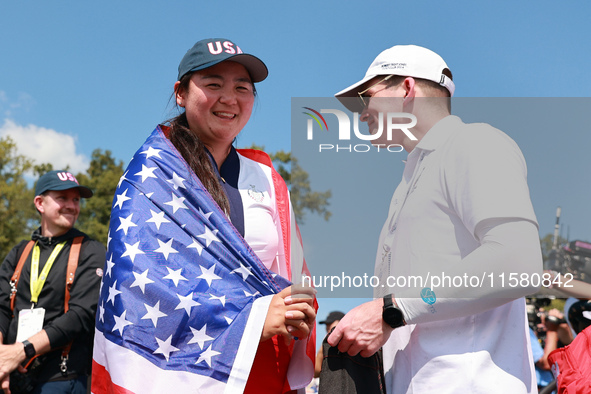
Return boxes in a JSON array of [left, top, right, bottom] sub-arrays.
[[261, 285, 316, 344], [285, 285, 316, 340]]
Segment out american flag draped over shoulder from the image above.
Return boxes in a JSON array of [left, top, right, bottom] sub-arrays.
[[92, 126, 315, 393]]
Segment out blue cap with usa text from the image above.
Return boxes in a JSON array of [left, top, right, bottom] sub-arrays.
[[35, 170, 93, 198], [177, 38, 268, 82]]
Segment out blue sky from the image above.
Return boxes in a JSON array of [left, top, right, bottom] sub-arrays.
[[2, 1, 590, 346]]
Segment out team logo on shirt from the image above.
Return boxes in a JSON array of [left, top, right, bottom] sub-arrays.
[[420, 287, 436, 305], [247, 184, 264, 202]]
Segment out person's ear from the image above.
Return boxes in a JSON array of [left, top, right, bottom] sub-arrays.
[[403, 77, 416, 105], [34, 195, 45, 214], [174, 81, 185, 107]]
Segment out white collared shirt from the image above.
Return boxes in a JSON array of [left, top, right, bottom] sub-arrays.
[[376, 115, 540, 393]]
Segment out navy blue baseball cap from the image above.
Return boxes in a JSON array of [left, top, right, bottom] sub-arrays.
[[319, 311, 345, 325], [177, 38, 268, 83], [35, 170, 93, 198]]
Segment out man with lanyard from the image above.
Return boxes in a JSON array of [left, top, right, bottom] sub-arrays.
[[327, 45, 543, 393], [0, 170, 105, 393]]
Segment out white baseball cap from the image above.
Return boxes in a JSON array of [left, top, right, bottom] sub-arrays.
[[335, 45, 455, 112]]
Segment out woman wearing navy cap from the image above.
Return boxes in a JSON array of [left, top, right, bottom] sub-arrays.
[[91, 38, 316, 394]]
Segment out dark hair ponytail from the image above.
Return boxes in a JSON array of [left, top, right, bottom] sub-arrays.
[[167, 74, 230, 214]]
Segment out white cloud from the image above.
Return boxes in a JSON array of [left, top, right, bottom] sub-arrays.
[[0, 119, 89, 174], [0, 91, 35, 118]]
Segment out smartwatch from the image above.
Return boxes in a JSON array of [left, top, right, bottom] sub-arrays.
[[382, 294, 405, 329], [22, 340, 36, 359]]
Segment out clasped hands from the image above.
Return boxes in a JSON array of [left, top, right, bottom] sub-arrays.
[[261, 285, 316, 344]]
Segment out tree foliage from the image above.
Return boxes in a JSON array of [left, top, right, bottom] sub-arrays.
[[0, 136, 37, 258], [75, 149, 125, 245], [540, 232, 568, 262], [245, 144, 331, 224]]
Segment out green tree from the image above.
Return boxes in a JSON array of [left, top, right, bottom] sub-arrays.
[[243, 145, 331, 224], [75, 149, 125, 246], [540, 233, 568, 262], [33, 162, 54, 176], [0, 136, 37, 259]]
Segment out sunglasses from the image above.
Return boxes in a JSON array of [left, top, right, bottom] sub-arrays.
[[357, 75, 394, 109]]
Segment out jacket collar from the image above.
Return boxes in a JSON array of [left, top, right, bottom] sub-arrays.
[[32, 227, 83, 247]]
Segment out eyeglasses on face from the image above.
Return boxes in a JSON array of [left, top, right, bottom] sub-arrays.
[[357, 75, 394, 109]]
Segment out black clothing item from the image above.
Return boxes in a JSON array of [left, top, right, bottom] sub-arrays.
[[0, 227, 106, 383], [318, 330, 386, 394]]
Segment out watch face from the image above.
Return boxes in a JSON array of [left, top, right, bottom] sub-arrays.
[[24, 342, 35, 358], [383, 306, 403, 328]]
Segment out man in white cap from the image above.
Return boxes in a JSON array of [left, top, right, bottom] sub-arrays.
[[327, 45, 542, 393]]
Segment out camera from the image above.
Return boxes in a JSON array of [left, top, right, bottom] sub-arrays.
[[526, 297, 566, 348]]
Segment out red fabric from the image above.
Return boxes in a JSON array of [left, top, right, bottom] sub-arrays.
[[244, 336, 293, 394], [548, 325, 591, 393], [91, 360, 135, 394]]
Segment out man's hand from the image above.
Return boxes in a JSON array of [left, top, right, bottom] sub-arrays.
[[327, 298, 393, 357], [0, 342, 27, 386]]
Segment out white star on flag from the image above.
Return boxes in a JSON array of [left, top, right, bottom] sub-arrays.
[[197, 264, 221, 286], [135, 164, 158, 183], [107, 280, 122, 306], [130, 269, 155, 294], [188, 324, 214, 350], [112, 310, 133, 335], [140, 146, 162, 159], [243, 290, 260, 298], [164, 193, 188, 214], [208, 294, 226, 307], [105, 254, 115, 277], [154, 335, 179, 362], [197, 227, 220, 247], [167, 172, 186, 190], [142, 301, 167, 328], [117, 213, 137, 235], [121, 241, 144, 263], [163, 267, 188, 286], [117, 171, 128, 188], [99, 302, 105, 323], [106, 230, 112, 249], [187, 237, 203, 256], [114, 188, 132, 210], [146, 209, 170, 230], [145, 192, 154, 198], [198, 207, 213, 220], [175, 293, 200, 316], [224, 316, 233, 325], [231, 263, 253, 281], [196, 345, 221, 367], [154, 238, 178, 260]]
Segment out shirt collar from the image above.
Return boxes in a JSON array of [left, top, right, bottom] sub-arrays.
[[413, 115, 463, 152], [204, 146, 240, 187]]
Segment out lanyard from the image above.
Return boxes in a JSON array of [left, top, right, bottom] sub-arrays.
[[30, 241, 66, 304]]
